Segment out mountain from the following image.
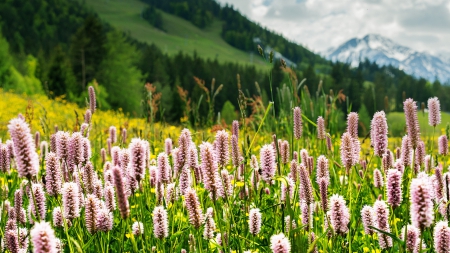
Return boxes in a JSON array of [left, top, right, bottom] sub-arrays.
[[326, 34, 450, 83]]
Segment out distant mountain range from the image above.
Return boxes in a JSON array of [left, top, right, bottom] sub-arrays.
[[326, 34, 450, 84]]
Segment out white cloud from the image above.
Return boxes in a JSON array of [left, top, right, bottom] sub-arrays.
[[215, 0, 450, 55]]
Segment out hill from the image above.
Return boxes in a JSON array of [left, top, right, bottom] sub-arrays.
[[84, 0, 267, 69]]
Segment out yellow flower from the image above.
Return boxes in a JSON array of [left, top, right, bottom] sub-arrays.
[[363, 248, 369, 253]]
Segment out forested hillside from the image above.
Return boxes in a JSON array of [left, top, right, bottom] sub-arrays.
[[0, 0, 449, 128]]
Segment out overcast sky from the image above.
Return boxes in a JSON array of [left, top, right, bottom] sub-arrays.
[[215, 0, 450, 55]]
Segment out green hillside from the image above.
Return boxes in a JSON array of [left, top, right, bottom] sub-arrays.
[[84, 0, 267, 69], [387, 112, 450, 137]]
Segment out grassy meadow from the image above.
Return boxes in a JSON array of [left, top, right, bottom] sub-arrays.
[[1, 78, 450, 253]]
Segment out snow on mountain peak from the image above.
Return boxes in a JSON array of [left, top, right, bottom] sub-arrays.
[[326, 34, 450, 83]]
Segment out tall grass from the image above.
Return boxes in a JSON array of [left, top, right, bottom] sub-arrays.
[[0, 57, 449, 253]]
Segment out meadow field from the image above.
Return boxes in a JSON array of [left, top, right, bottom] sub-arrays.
[[0, 83, 449, 253]]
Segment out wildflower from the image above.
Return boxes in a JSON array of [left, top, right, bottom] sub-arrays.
[[403, 99, 420, 148], [109, 126, 117, 144], [347, 112, 358, 139], [200, 142, 224, 199], [361, 205, 374, 235], [401, 225, 419, 253], [68, 132, 84, 169], [221, 169, 233, 197], [438, 135, 448, 156], [35, 131, 40, 149], [30, 183, 46, 221], [270, 233, 291, 253], [62, 182, 80, 220], [121, 128, 127, 144], [293, 107, 302, 140], [232, 120, 239, 136], [88, 86, 96, 114], [188, 143, 199, 171], [95, 208, 113, 232], [299, 164, 314, 205], [340, 132, 355, 173], [5, 229, 19, 253], [371, 111, 388, 157], [382, 150, 394, 171], [0, 143, 11, 173], [132, 221, 144, 236], [410, 177, 434, 229], [40, 141, 48, 159], [249, 208, 262, 235], [386, 169, 402, 208], [84, 109, 92, 124], [373, 200, 392, 249], [83, 161, 96, 194], [328, 194, 350, 234], [130, 138, 147, 182], [43, 153, 61, 197], [317, 116, 325, 140], [177, 129, 192, 169], [164, 138, 172, 155], [152, 206, 169, 239], [316, 155, 329, 184], [14, 189, 24, 224], [281, 177, 294, 202], [8, 117, 39, 178], [82, 138, 91, 162], [433, 221, 450, 253], [113, 166, 129, 219], [427, 97, 441, 127], [231, 135, 240, 167], [319, 178, 328, 211], [326, 134, 332, 151], [165, 183, 176, 203], [284, 216, 297, 234], [52, 207, 64, 228], [289, 159, 300, 183], [184, 188, 203, 229], [280, 140, 290, 164], [260, 144, 276, 184], [179, 165, 191, 196], [157, 152, 171, 184], [85, 194, 100, 234], [215, 130, 230, 167], [30, 221, 57, 253], [203, 207, 216, 240], [401, 135, 412, 167]]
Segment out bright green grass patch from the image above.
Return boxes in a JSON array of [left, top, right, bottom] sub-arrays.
[[387, 111, 450, 137], [83, 0, 268, 70]]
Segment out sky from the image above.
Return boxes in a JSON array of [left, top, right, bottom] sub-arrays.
[[215, 0, 450, 56]]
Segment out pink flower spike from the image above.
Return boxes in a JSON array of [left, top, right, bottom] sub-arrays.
[[427, 97, 441, 127]]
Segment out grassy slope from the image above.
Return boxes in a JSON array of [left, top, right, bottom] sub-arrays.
[[387, 111, 450, 137], [84, 0, 268, 69]]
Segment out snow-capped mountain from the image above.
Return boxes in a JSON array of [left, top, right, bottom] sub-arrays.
[[326, 34, 450, 83]]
